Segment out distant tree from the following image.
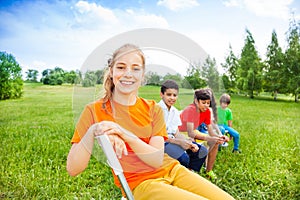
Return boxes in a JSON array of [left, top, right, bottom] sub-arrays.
[[182, 64, 206, 89], [41, 69, 51, 84], [25, 69, 39, 82], [284, 17, 300, 102], [41, 67, 65, 85], [82, 71, 97, 87], [221, 74, 234, 94], [0, 51, 23, 100], [145, 71, 162, 85], [64, 70, 77, 84], [221, 44, 239, 93], [264, 30, 285, 100], [237, 29, 263, 98], [162, 73, 182, 83], [95, 69, 105, 84], [202, 56, 220, 92], [75, 70, 82, 84]]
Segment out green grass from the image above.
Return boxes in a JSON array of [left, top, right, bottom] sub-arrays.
[[0, 83, 299, 199]]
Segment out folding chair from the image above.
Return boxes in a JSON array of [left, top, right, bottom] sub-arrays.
[[95, 135, 134, 200]]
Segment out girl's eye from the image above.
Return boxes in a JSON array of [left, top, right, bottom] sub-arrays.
[[116, 65, 125, 70], [133, 65, 142, 71]]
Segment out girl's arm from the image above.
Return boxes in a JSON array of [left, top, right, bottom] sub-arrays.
[[66, 126, 94, 176], [95, 121, 164, 169], [126, 135, 164, 168], [67, 124, 127, 176]]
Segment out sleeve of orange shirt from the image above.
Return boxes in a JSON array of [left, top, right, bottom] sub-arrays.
[[71, 104, 96, 143]]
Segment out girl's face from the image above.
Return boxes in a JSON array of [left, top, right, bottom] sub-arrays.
[[196, 99, 210, 112], [111, 51, 144, 96], [220, 102, 228, 109], [160, 88, 178, 110]]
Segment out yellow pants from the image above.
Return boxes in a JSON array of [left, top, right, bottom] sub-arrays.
[[133, 164, 234, 200]]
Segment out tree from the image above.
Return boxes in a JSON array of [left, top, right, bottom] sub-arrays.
[[82, 70, 97, 87], [25, 69, 39, 82], [95, 69, 105, 84], [64, 70, 77, 84], [264, 30, 285, 100], [237, 29, 263, 98], [221, 44, 239, 93], [41, 67, 65, 85], [0, 51, 23, 100], [182, 64, 206, 89], [145, 71, 162, 85], [284, 17, 300, 102], [162, 73, 182, 83], [202, 56, 220, 92]]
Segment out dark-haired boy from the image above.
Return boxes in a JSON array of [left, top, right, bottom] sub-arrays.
[[158, 80, 208, 172]]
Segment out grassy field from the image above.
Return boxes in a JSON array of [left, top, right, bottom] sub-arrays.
[[0, 83, 299, 200]]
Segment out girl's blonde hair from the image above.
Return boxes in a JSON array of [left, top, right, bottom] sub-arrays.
[[102, 44, 145, 103]]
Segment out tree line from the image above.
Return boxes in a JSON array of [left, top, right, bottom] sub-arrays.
[[221, 19, 299, 102], [1, 18, 299, 101]]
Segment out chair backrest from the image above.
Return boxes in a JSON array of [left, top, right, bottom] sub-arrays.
[[96, 135, 134, 200]]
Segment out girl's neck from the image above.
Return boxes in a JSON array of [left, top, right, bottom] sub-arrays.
[[112, 92, 137, 106]]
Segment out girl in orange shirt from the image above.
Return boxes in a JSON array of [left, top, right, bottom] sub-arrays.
[[66, 44, 234, 200]]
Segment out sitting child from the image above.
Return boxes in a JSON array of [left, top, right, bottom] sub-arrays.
[[217, 93, 241, 153], [158, 80, 208, 172]]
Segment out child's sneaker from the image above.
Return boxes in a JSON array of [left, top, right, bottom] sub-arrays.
[[221, 142, 228, 147], [232, 149, 241, 153], [206, 170, 217, 180]]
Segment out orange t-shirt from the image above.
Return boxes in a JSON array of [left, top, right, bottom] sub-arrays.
[[71, 97, 179, 191]]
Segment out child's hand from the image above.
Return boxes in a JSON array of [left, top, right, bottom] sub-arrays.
[[189, 142, 199, 152], [221, 135, 230, 142], [207, 135, 224, 144], [179, 139, 193, 150]]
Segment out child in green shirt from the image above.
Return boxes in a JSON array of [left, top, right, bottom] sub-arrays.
[[217, 94, 241, 153]]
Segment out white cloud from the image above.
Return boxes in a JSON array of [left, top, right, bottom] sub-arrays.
[[132, 13, 169, 28], [73, 0, 118, 28], [222, 0, 240, 7], [1, 0, 171, 76], [1, 0, 293, 78], [244, 0, 293, 20], [223, 0, 294, 20], [157, 0, 199, 11]]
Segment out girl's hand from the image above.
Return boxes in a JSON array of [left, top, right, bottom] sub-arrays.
[[207, 135, 225, 144], [108, 135, 128, 158], [93, 121, 137, 141], [92, 121, 133, 158]]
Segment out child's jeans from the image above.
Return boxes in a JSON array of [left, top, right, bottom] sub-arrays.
[[218, 125, 240, 150], [165, 142, 207, 172]]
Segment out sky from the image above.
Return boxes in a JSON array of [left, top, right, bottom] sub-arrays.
[[0, 0, 299, 78]]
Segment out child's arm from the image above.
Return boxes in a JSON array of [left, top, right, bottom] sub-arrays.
[[168, 129, 198, 151], [228, 120, 233, 127]]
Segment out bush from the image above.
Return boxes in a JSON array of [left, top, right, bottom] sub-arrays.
[[0, 51, 23, 100]]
